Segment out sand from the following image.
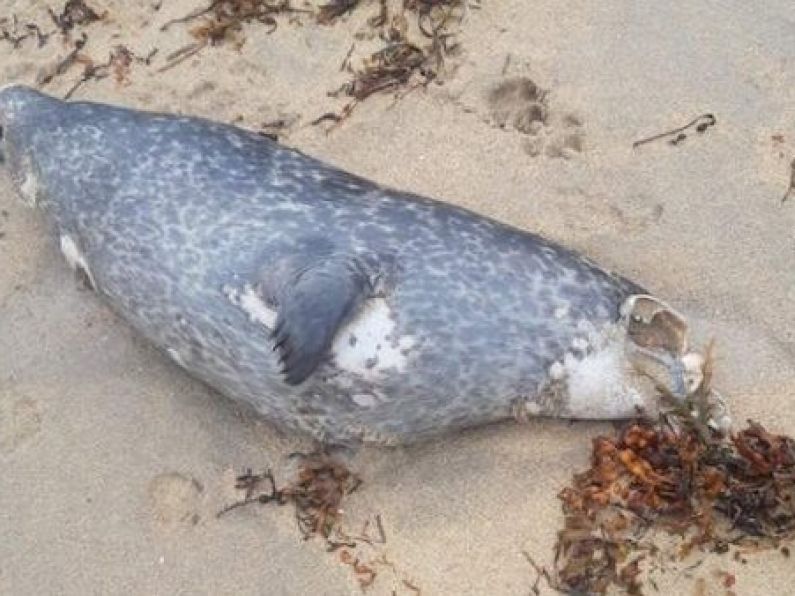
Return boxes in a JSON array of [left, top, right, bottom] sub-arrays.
[[1, 1, 794, 594]]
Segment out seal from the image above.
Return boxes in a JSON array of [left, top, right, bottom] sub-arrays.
[[0, 85, 729, 445]]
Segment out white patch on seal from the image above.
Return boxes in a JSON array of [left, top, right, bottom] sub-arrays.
[[545, 321, 649, 419], [239, 286, 277, 328], [351, 393, 379, 408], [562, 337, 643, 418], [19, 170, 40, 208], [223, 284, 277, 329], [226, 133, 244, 150], [223, 284, 240, 304], [332, 297, 416, 379], [59, 234, 96, 288], [571, 337, 589, 352], [166, 347, 186, 368]]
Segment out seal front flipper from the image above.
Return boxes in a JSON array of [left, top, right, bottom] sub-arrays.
[[268, 255, 373, 385]]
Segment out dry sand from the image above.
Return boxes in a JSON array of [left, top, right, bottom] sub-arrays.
[[1, 1, 794, 594]]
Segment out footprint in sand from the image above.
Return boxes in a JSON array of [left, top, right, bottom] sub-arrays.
[[486, 76, 586, 159], [148, 472, 204, 526], [0, 395, 42, 455]]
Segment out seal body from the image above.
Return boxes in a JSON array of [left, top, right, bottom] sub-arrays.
[[0, 86, 718, 445]]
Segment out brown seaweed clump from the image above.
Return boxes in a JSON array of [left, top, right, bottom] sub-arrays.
[[159, 0, 309, 71], [217, 453, 417, 591], [531, 411, 795, 594], [322, 0, 466, 126], [218, 452, 361, 538], [159, 0, 468, 125]]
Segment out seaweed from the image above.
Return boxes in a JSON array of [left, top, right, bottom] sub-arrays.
[[633, 114, 717, 149], [1, 1, 101, 51], [156, 1, 469, 127], [218, 452, 419, 592], [3, 1, 140, 95], [159, 1, 309, 71], [163, 2, 306, 44], [532, 379, 795, 594], [317, 0, 361, 25], [49, 0, 104, 35], [335, 41, 427, 101], [37, 32, 88, 86], [0, 16, 51, 49], [63, 45, 158, 99], [316, 0, 466, 129], [157, 41, 207, 73], [217, 452, 360, 538]]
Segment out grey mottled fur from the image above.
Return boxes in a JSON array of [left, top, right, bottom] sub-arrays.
[[0, 86, 646, 445]]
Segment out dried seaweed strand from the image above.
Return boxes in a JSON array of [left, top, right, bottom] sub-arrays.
[[317, 0, 361, 25], [633, 113, 717, 149], [64, 45, 158, 99], [157, 41, 208, 73], [38, 32, 88, 86]]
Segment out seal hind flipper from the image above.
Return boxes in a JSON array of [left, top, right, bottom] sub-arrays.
[[270, 255, 372, 385]]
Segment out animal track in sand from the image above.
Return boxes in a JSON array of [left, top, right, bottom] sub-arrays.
[[488, 77, 549, 134], [148, 472, 204, 526], [486, 76, 586, 159], [0, 395, 42, 454]]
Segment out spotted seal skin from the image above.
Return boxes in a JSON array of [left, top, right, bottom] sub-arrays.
[[0, 86, 729, 445]]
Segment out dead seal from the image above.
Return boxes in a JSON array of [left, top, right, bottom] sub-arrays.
[[0, 85, 728, 445]]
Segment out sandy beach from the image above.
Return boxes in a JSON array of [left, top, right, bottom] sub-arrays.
[[1, 1, 794, 594]]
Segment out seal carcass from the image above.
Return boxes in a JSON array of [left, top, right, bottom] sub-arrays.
[[0, 86, 728, 445]]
